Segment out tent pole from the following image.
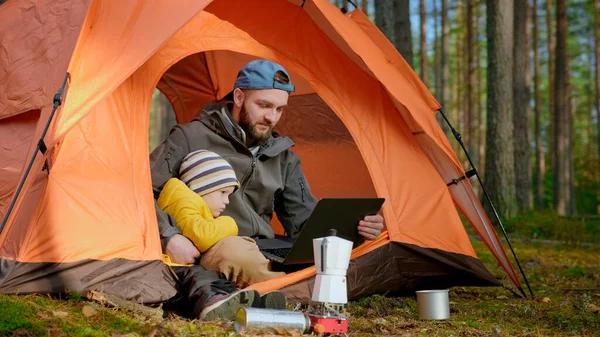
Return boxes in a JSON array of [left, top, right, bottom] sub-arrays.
[[0, 72, 70, 236], [436, 108, 534, 300]]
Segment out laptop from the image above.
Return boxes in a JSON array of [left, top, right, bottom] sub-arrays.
[[256, 198, 385, 265]]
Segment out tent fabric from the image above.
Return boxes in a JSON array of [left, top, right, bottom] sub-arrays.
[[0, 0, 90, 119], [0, 0, 91, 248], [0, 259, 177, 304], [345, 7, 519, 286], [272, 241, 500, 304], [0, 0, 521, 304]]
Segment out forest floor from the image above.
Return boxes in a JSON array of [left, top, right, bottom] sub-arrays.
[[1, 213, 599, 336]]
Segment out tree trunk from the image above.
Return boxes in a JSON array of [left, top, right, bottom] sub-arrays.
[[375, 0, 395, 44], [485, 0, 516, 220], [546, 0, 555, 205], [466, 0, 477, 168], [588, 46, 595, 166], [513, 0, 532, 211], [553, 0, 572, 216], [395, 0, 413, 67], [569, 90, 576, 215], [158, 93, 173, 143], [343, 0, 349, 12], [478, 2, 486, 184], [434, 0, 440, 97], [438, 0, 451, 134], [420, 0, 428, 85], [533, 0, 545, 211], [594, 0, 600, 173], [454, 1, 464, 159], [362, 0, 369, 14], [148, 90, 160, 151]]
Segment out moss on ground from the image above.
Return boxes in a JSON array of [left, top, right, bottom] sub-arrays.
[[2, 213, 599, 336]]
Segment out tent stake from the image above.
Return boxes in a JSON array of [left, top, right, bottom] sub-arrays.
[[437, 109, 534, 300], [0, 72, 69, 236]]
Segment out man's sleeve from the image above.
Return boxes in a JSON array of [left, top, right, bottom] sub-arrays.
[[155, 203, 183, 251], [273, 151, 318, 238], [150, 126, 190, 196], [150, 126, 190, 249]]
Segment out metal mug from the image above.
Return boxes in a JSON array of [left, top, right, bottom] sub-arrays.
[[415, 289, 450, 320]]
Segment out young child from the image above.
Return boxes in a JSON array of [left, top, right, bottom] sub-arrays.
[[157, 149, 285, 318], [157, 149, 240, 258], [157, 150, 284, 307]]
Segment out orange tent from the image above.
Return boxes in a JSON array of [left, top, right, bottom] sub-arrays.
[[0, 0, 521, 304]]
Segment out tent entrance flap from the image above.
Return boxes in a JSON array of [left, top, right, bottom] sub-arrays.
[[156, 51, 379, 207]]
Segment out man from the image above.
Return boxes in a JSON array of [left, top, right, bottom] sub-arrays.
[[150, 60, 384, 304]]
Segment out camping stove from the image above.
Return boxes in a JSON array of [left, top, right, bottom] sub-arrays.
[[306, 229, 352, 334]]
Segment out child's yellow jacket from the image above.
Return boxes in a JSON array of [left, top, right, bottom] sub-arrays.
[[157, 178, 238, 263]]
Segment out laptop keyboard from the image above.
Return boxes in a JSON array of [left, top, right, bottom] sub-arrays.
[[262, 247, 291, 258]]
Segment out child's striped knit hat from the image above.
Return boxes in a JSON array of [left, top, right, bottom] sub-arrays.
[[179, 150, 239, 196]]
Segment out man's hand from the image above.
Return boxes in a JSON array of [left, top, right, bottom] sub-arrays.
[[166, 234, 200, 264], [241, 236, 257, 244], [358, 214, 384, 240]]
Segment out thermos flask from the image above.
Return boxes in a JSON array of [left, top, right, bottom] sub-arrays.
[[234, 307, 311, 334]]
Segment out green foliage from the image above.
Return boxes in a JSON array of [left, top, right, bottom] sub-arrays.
[[566, 265, 587, 277], [65, 292, 85, 302], [349, 294, 416, 318], [0, 299, 40, 336], [502, 210, 600, 244]]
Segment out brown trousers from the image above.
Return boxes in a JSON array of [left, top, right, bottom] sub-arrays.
[[201, 236, 285, 289]]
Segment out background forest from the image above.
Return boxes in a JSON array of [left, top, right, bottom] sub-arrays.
[[3, 1, 599, 337], [150, 0, 600, 223]]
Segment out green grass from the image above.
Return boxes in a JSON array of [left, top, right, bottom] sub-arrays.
[[0, 293, 156, 337], [1, 213, 599, 336], [499, 210, 600, 244], [346, 239, 600, 336], [2, 240, 598, 336]]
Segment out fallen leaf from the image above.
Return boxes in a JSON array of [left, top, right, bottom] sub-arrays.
[[491, 328, 501, 337], [82, 305, 99, 317], [588, 303, 600, 314], [374, 318, 388, 325], [542, 297, 551, 303], [449, 301, 457, 305], [420, 328, 429, 333], [36, 311, 51, 320], [6, 328, 31, 337], [53, 311, 68, 318], [496, 295, 508, 300]]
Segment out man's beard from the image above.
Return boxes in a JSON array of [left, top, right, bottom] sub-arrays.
[[239, 104, 273, 145]]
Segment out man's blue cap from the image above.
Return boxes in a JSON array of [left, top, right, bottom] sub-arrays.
[[234, 60, 295, 93]]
